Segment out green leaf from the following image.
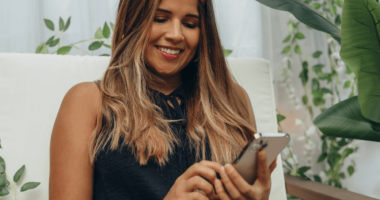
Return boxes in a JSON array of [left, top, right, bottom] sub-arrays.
[[344, 80, 351, 88], [256, 0, 341, 43], [348, 165, 355, 176], [0, 156, 5, 171], [0, 173, 6, 188], [342, 148, 355, 159], [46, 36, 55, 46], [5, 180, 9, 187], [338, 172, 346, 179], [312, 91, 323, 98], [317, 153, 327, 162], [223, 49, 233, 57], [299, 61, 309, 85], [340, 0, 380, 123], [44, 19, 54, 31], [283, 35, 291, 43], [337, 138, 349, 146], [277, 114, 286, 123], [294, 45, 302, 55], [313, 97, 325, 106], [302, 95, 308, 105], [20, 182, 40, 192], [295, 32, 305, 39], [103, 22, 111, 38], [13, 165, 25, 183], [321, 88, 332, 94], [59, 17, 64, 31], [282, 46, 291, 54], [110, 22, 115, 31], [345, 66, 352, 74], [322, 140, 327, 152], [335, 15, 341, 26], [312, 3, 321, 9], [297, 166, 311, 174], [312, 78, 320, 92], [0, 188, 9, 196], [57, 46, 72, 55], [312, 51, 323, 58], [314, 96, 380, 141], [99, 54, 110, 56], [89, 41, 104, 51], [103, 43, 111, 48], [50, 38, 60, 47], [336, 0, 343, 7], [35, 43, 49, 54], [313, 175, 322, 182], [95, 27, 104, 39], [63, 16, 71, 32]]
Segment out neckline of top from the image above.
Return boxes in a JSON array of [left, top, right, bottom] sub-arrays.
[[149, 84, 186, 100]]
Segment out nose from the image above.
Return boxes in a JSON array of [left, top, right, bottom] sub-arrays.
[[165, 19, 184, 44]]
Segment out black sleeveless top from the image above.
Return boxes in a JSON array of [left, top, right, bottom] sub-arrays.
[[93, 85, 211, 200]]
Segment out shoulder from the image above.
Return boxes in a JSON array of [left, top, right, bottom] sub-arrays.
[[62, 82, 102, 114]]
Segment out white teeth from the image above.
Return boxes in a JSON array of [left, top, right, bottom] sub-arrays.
[[158, 47, 181, 55]]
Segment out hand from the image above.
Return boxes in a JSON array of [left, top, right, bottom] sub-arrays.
[[164, 160, 223, 200], [214, 150, 277, 200]]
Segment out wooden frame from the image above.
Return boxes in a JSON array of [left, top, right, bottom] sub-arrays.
[[284, 174, 378, 200]]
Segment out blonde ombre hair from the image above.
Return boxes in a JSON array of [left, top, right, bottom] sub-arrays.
[[89, 0, 257, 166]]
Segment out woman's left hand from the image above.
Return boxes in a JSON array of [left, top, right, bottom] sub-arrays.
[[214, 150, 277, 200]]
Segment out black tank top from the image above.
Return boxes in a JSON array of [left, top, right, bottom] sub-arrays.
[[93, 85, 211, 200]]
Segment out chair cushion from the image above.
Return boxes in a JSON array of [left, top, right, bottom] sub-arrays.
[[0, 53, 285, 199]]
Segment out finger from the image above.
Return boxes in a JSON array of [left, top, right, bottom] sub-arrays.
[[220, 165, 242, 199], [188, 191, 209, 200], [224, 164, 254, 198], [255, 150, 271, 189], [182, 162, 218, 185], [185, 176, 214, 197], [214, 179, 231, 200], [199, 160, 223, 174], [269, 157, 277, 174]]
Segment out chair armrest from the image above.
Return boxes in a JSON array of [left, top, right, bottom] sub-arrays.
[[284, 173, 377, 200]]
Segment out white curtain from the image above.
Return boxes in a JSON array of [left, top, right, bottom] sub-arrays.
[[0, 0, 263, 58]]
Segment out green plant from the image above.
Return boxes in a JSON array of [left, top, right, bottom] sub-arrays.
[[36, 17, 114, 56], [259, 0, 361, 191], [315, 0, 380, 141], [0, 156, 40, 200]]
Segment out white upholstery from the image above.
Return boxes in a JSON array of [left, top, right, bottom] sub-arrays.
[[0, 53, 286, 200]]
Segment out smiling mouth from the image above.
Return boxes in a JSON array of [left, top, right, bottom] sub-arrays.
[[155, 46, 184, 55]]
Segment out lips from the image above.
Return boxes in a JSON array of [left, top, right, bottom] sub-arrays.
[[155, 46, 183, 60]]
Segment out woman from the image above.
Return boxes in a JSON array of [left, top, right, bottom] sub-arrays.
[[49, 0, 277, 199]]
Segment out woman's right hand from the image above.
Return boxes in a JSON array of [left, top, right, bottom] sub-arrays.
[[164, 160, 223, 200]]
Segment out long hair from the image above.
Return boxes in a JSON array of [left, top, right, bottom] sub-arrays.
[[89, 0, 257, 166]]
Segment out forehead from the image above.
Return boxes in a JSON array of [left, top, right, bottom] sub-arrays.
[[157, 0, 199, 15]]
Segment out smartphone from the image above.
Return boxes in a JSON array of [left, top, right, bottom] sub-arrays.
[[233, 132, 290, 185]]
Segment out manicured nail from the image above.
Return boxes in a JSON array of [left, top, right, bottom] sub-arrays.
[[224, 164, 233, 174]]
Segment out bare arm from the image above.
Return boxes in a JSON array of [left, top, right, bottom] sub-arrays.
[[49, 82, 102, 200]]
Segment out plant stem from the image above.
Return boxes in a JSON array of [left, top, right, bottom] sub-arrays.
[[5, 172, 18, 200]]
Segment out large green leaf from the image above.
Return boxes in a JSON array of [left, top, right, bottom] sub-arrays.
[[314, 96, 380, 141], [256, 0, 341, 43], [340, 0, 380, 123]]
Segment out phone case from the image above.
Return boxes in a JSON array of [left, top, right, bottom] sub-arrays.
[[234, 133, 290, 185]]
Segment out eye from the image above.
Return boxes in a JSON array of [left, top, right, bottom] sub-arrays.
[[184, 23, 197, 29], [154, 18, 167, 23]]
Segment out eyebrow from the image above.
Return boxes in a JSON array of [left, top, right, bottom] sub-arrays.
[[157, 8, 199, 19]]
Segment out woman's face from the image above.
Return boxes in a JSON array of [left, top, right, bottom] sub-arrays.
[[144, 0, 200, 78]]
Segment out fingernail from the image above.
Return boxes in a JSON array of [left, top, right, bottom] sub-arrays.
[[224, 164, 233, 174]]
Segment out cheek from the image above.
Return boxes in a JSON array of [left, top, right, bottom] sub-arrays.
[[186, 30, 200, 53]]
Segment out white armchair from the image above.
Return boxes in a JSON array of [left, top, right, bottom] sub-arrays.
[[0, 53, 286, 200]]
